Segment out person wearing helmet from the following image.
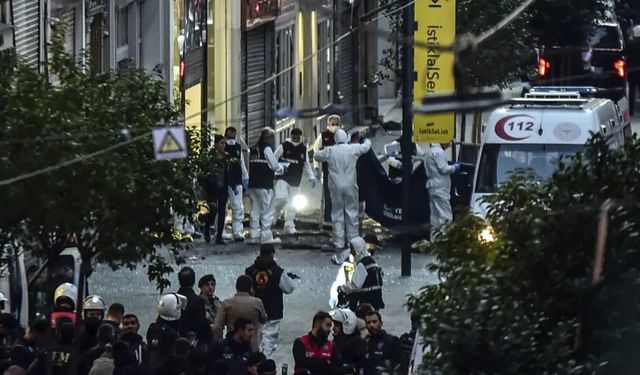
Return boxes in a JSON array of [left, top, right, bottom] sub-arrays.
[[82, 295, 107, 321], [247, 128, 285, 244], [51, 283, 78, 328], [312, 115, 343, 224], [329, 308, 366, 371], [314, 129, 371, 253], [146, 293, 185, 373]]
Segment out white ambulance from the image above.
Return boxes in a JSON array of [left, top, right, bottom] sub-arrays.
[[471, 88, 625, 218]]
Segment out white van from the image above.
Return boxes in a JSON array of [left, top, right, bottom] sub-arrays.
[[471, 89, 625, 218]]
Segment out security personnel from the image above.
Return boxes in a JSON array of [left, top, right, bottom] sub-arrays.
[[224, 127, 249, 241], [245, 244, 294, 358], [293, 311, 341, 375], [81, 295, 107, 320], [340, 237, 384, 310], [147, 293, 185, 372], [248, 128, 284, 243], [273, 128, 317, 234], [51, 283, 77, 327], [363, 311, 406, 375], [312, 115, 342, 223], [386, 140, 425, 180]]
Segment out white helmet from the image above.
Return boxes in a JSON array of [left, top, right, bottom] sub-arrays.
[[156, 293, 187, 321], [0, 292, 7, 303], [329, 308, 358, 335], [82, 295, 107, 316], [54, 283, 78, 308]]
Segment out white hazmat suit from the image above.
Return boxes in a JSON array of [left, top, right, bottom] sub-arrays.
[[314, 130, 371, 250], [329, 236, 370, 308], [248, 145, 284, 243], [424, 143, 458, 239]]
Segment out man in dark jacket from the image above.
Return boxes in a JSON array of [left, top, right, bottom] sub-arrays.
[[10, 319, 49, 371], [210, 318, 255, 375], [77, 323, 115, 375], [329, 308, 367, 371], [26, 321, 74, 375], [245, 244, 295, 358], [176, 267, 211, 345], [363, 311, 406, 375], [120, 315, 149, 371]]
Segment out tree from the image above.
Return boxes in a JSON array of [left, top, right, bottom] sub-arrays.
[[379, 0, 608, 89], [408, 134, 640, 374], [0, 34, 217, 292]]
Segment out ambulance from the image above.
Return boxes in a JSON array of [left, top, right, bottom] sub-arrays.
[[471, 87, 626, 218]]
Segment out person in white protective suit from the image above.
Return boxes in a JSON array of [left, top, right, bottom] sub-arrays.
[[424, 142, 460, 240], [224, 127, 250, 241], [329, 237, 384, 310], [247, 128, 285, 244], [314, 129, 371, 253], [312, 115, 343, 224], [273, 128, 317, 234]]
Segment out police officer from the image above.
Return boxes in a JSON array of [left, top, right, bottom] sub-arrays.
[[329, 308, 367, 371], [245, 244, 295, 358], [147, 293, 185, 372], [273, 128, 317, 234], [363, 311, 406, 375], [248, 128, 284, 244], [293, 311, 341, 375], [340, 237, 384, 310], [312, 115, 342, 224], [51, 283, 77, 327], [209, 317, 255, 374], [82, 295, 107, 321], [27, 321, 75, 375], [224, 127, 250, 241]]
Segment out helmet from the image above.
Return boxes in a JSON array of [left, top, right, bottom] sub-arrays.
[[156, 293, 187, 321], [0, 292, 7, 303], [329, 308, 358, 335], [54, 283, 78, 309], [82, 295, 107, 317]]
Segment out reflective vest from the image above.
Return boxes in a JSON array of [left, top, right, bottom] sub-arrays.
[[249, 143, 275, 189], [295, 335, 335, 375], [225, 142, 243, 186], [245, 261, 285, 320], [278, 141, 307, 187]]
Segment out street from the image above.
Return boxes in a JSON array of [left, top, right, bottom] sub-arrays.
[[91, 240, 437, 367]]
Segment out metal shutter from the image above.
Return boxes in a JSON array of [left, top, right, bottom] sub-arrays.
[[12, 0, 40, 67], [337, 10, 355, 125], [242, 25, 267, 147]]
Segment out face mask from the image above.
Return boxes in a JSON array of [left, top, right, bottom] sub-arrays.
[[226, 139, 236, 146]]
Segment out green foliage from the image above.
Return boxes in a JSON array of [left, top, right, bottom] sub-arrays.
[[380, 0, 607, 88], [409, 135, 640, 374], [0, 32, 209, 290]]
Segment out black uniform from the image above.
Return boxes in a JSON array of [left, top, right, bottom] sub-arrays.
[[146, 318, 180, 372], [26, 342, 73, 375], [225, 142, 244, 187], [245, 256, 285, 321], [202, 150, 231, 243], [277, 141, 308, 187], [350, 256, 385, 310], [177, 286, 212, 345], [334, 332, 367, 370], [388, 141, 417, 180], [364, 330, 406, 375], [209, 337, 252, 375], [249, 142, 276, 190], [320, 130, 335, 222]]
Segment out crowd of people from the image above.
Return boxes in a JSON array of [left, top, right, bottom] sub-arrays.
[[0, 242, 415, 375]]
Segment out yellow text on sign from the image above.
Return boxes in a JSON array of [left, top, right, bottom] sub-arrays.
[[413, 0, 456, 144]]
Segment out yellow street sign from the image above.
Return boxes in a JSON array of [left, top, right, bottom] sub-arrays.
[[413, 0, 456, 143], [159, 131, 183, 153]]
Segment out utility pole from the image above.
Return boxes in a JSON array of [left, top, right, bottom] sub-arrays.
[[400, 0, 414, 277]]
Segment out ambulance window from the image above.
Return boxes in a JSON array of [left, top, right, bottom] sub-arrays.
[[476, 144, 581, 193]]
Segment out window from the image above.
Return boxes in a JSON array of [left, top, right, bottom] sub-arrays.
[[274, 26, 295, 113], [116, 6, 128, 47], [588, 25, 623, 50], [0, 0, 10, 25], [475, 143, 581, 193]]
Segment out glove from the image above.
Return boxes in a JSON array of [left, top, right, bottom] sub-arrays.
[[329, 297, 338, 309], [314, 168, 322, 181], [337, 285, 345, 294], [287, 272, 301, 280], [243, 178, 249, 190], [453, 163, 461, 172], [310, 178, 317, 189], [395, 161, 403, 169]]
